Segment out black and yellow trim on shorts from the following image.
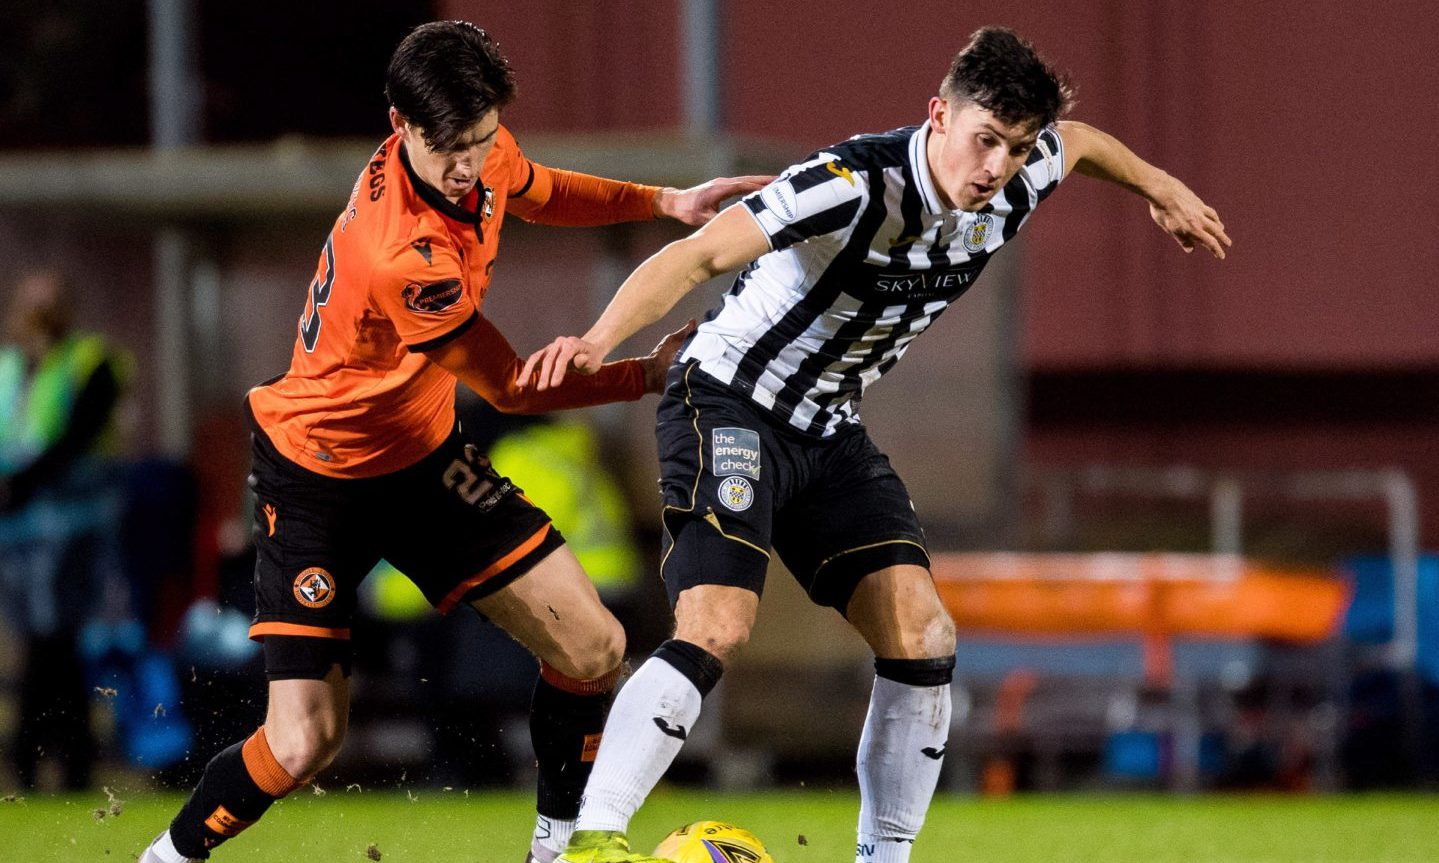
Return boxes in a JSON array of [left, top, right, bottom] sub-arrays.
[[659, 364, 771, 586]]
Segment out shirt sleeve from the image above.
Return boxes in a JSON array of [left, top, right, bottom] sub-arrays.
[[741, 155, 866, 252], [1021, 124, 1066, 205], [510, 163, 659, 226], [369, 235, 479, 352], [499, 126, 658, 226]]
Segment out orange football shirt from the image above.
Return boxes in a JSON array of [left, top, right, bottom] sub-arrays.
[[247, 126, 659, 478]]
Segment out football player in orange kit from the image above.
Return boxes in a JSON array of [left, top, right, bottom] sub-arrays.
[[140, 21, 768, 863]]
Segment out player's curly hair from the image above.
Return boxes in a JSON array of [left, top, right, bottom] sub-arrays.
[[940, 27, 1072, 130], [385, 21, 517, 152]]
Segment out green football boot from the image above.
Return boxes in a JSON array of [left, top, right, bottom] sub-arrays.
[[556, 830, 674, 863]]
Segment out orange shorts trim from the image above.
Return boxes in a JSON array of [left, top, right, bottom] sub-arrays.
[[242, 727, 303, 797], [436, 522, 553, 614], [248, 622, 352, 641]]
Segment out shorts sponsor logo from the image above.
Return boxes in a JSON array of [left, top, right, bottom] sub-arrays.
[[759, 180, 799, 224], [293, 567, 336, 609], [962, 213, 994, 253], [402, 278, 463, 314], [711, 427, 761, 479], [717, 476, 754, 512], [443, 447, 513, 511]]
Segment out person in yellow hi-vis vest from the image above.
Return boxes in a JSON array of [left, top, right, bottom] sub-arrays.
[[0, 270, 129, 790], [366, 403, 641, 618]]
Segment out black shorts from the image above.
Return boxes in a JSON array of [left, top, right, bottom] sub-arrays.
[[656, 362, 929, 612], [247, 423, 564, 680]]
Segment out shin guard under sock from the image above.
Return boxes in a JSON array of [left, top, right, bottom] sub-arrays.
[[168, 728, 302, 859], [529, 663, 621, 858]]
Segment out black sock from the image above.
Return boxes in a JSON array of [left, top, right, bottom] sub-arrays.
[[530, 665, 619, 819], [168, 730, 297, 858]]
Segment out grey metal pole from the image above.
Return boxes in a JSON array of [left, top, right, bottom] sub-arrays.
[[148, 0, 201, 150], [148, 0, 200, 457], [1209, 475, 1243, 556], [681, 0, 722, 138]]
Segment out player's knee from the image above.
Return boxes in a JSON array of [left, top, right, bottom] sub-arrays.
[[552, 616, 625, 680], [265, 712, 347, 780], [675, 616, 753, 666], [896, 606, 956, 659]]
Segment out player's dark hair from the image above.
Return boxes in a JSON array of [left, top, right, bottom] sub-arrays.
[[385, 21, 517, 152], [940, 27, 1072, 130]]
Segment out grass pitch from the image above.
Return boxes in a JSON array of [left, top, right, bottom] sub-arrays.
[[2, 787, 1437, 862]]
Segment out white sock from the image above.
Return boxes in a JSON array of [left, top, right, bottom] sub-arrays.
[[854, 675, 952, 863], [530, 814, 574, 862], [140, 831, 195, 863], [574, 656, 704, 833]]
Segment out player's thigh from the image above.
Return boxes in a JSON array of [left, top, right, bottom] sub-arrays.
[[844, 564, 955, 659], [262, 664, 350, 778], [672, 583, 761, 666], [247, 431, 378, 680], [470, 543, 624, 679], [772, 430, 930, 612], [656, 363, 777, 607], [382, 434, 565, 615]]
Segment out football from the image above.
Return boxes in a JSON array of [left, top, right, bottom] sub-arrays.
[[653, 821, 775, 863]]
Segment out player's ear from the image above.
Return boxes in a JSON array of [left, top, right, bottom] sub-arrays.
[[928, 97, 949, 134], [389, 106, 408, 138]]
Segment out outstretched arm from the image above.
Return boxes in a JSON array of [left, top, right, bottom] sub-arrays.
[[1057, 120, 1231, 259], [520, 204, 771, 390], [510, 164, 771, 228], [425, 313, 692, 412]]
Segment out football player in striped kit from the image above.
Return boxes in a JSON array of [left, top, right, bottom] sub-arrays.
[[527, 26, 1229, 863]]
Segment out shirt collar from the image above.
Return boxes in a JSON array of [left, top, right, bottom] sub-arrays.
[[909, 121, 945, 216], [398, 142, 480, 224]]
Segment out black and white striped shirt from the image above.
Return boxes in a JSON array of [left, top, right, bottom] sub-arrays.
[[679, 121, 1065, 437]]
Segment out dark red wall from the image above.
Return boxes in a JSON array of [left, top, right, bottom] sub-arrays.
[[440, 1, 1439, 542], [452, 0, 1439, 370]]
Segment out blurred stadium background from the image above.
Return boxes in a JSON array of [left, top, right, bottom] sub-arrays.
[[1, 0, 1438, 859]]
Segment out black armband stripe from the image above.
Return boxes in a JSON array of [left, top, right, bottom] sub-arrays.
[[409, 309, 479, 353], [514, 161, 537, 199]]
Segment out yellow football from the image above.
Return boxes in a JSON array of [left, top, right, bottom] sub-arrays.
[[653, 821, 775, 863]]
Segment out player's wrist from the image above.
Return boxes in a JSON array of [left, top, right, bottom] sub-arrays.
[[651, 186, 680, 220], [639, 353, 668, 393], [1140, 169, 1180, 206]]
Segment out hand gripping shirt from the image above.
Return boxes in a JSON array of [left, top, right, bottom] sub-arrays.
[[679, 121, 1065, 437], [248, 126, 657, 477]]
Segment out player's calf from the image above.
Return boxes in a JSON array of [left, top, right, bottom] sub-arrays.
[[145, 727, 306, 862], [528, 661, 623, 863]]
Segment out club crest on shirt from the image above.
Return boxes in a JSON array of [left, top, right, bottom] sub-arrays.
[[711, 427, 761, 479], [482, 186, 495, 220], [402, 278, 463, 314], [962, 214, 994, 253], [717, 476, 755, 512]]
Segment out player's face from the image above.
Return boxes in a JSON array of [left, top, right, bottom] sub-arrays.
[[926, 98, 1040, 212], [390, 108, 501, 203]]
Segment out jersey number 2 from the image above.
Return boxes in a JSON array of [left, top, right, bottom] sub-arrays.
[[299, 233, 337, 353]]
